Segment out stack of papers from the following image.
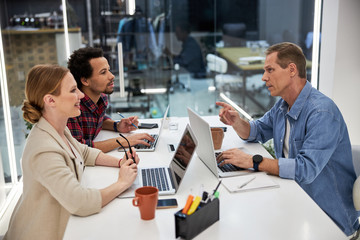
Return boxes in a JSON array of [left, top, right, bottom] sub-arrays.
[[238, 56, 265, 65], [221, 172, 279, 193]]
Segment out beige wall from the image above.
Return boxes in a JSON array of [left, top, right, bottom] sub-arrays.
[[320, 0, 360, 145]]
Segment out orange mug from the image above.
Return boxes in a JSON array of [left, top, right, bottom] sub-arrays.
[[132, 186, 159, 220], [211, 128, 224, 150]]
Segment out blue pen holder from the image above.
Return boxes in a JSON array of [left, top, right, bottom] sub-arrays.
[[174, 198, 219, 240]]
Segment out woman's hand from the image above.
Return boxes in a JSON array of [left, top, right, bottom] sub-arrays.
[[120, 147, 140, 166], [118, 158, 138, 188]]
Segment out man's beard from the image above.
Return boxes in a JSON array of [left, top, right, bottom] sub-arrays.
[[104, 89, 114, 95]]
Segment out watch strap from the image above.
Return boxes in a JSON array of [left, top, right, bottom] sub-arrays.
[[253, 154, 263, 172], [113, 121, 119, 132], [253, 161, 260, 172]]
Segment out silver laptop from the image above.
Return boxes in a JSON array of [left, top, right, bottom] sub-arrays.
[[118, 124, 198, 198], [133, 105, 169, 152], [187, 107, 252, 178]]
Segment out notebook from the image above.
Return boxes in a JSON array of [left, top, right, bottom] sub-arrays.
[[221, 172, 279, 193], [187, 107, 253, 178], [133, 105, 169, 152], [118, 124, 198, 198]]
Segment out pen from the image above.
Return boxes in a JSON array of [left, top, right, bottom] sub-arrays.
[[117, 112, 138, 129], [238, 176, 256, 189], [212, 180, 222, 195]]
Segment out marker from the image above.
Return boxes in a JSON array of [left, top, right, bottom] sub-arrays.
[[117, 112, 138, 129], [205, 180, 222, 203], [182, 195, 194, 214], [209, 191, 220, 201], [187, 196, 201, 215], [201, 191, 208, 202]]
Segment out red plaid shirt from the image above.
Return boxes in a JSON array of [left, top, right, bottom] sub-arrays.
[[67, 93, 110, 147]]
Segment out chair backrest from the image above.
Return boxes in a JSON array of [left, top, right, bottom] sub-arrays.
[[222, 23, 247, 47], [206, 54, 227, 74], [352, 145, 360, 210], [352, 145, 360, 177], [354, 177, 360, 210], [222, 23, 246, 38]]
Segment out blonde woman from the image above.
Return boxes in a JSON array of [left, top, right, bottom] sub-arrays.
[[4, 64, 139, 240]]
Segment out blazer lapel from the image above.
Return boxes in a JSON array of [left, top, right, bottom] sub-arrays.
[[36, 117, 79, 179]]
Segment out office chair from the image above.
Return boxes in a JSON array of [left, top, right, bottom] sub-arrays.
[[352, 145, 360, 210], [222, 23, 247, 47], [206, 54, 243, 92], [168, 63, 188, 93], [206, 54, 243, 112]]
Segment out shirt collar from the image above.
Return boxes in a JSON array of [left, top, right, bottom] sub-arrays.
[[81, 93, 107, 113], [280, 81, 312, 120]]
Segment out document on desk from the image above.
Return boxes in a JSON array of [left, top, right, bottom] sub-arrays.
[[238, 56, 265, 65], [221, 172, 279, 193]]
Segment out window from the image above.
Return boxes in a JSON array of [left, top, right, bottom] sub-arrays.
[[0, 0, 320, 217]]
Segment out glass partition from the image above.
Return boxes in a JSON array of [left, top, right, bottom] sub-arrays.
[[0, 0, 319, 215], [76, 0, 317, 118], [0, 0, 81, 204]]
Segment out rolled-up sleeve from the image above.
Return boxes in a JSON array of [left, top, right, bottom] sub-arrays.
[[279, 157, 296, 179], [247, 121, 258, 142]]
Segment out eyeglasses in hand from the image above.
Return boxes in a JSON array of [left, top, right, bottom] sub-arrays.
[[118, 133, 136, 163], [116, 139, 129, 160]]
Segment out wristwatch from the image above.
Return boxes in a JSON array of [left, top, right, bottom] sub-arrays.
[[252, 154, 263, 172], [113, 121, 120, 132]]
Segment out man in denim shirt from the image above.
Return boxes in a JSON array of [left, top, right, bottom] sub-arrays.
[[216, 42, 359, 238]]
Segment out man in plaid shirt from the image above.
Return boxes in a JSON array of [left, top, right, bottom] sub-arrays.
[[67, 47, 154, 153]]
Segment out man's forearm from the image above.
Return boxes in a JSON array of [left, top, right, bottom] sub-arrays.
[[102, 118, 115, 131], [233, 119, 251, 140], [259, 157, 279, 176]]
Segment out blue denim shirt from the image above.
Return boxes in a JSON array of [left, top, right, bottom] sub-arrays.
[[248, 81, 359, 236]]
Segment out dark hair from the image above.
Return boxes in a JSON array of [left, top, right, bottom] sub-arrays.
[[176, 22, 191, 34], [265, 42, 307, 79], [22, 64, 69, 124], [67, 47, 104, 89]]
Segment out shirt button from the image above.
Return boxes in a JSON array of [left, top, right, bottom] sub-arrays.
[[80, 162, 83, 165]]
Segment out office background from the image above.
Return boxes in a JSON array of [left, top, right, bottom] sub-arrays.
[[0, 0, 359, 235]]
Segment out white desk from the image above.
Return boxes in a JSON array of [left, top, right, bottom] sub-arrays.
[[64, 116, 347, 240]]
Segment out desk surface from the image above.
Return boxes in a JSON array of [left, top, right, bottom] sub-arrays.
[[217, 47, 312, 71], [64, 116, 346, 240], [1, 27, 81, 35]]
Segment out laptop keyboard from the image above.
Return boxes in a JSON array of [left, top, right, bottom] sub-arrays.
[[215, 152, 244, 172], [141, 167, 170, 191], [134, 134, 158, 149]]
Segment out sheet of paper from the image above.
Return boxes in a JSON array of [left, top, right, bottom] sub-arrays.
[[221, 172, 279, 193], [238, 56, 265, 65]]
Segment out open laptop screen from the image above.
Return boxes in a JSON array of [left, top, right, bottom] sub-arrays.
[[170, 125, 197, 187]]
